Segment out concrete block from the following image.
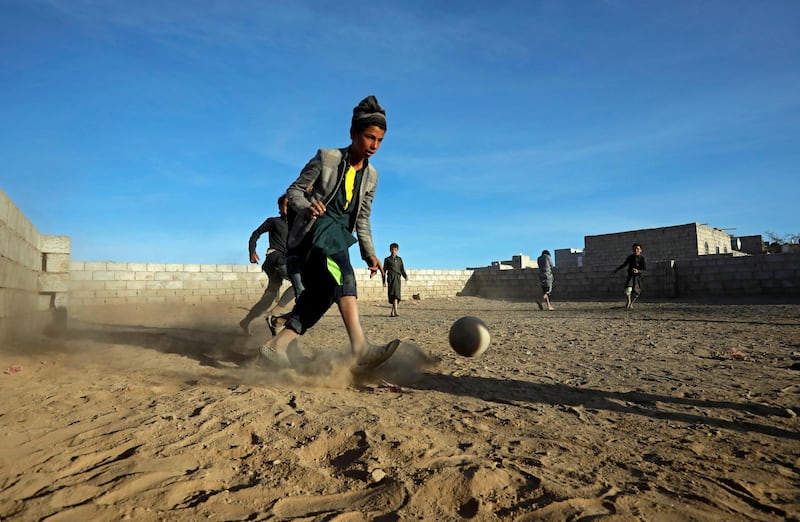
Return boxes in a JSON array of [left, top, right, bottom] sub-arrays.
[[0, 189, 10, 224], [39, 235, 71, 254], [70, 280, 105, 291], [105, 280, 127, 291], [70, 289, 97, 299], [38, 272, 69, 292], [0, 225, 9, 257], [126, 280, 147, 290], [44, 253, 71, 273]]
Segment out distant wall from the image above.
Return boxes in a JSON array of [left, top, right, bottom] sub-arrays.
[[3, 187, 798, 344], [0, 189, 69, 341], [67, 262, 474, 306], [674, 254, 800, 298], [466, 254, 800, 300]]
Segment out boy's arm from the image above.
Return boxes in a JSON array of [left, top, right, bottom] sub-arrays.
[[248, 218, 272, 263], [355, 170, 378, 261], [366, 256, 382, 278], [286, 150, 323, 216], [382, 257, 389, 284]]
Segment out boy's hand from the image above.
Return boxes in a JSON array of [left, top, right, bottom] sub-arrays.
[[306, 201, 326, 220], [366, 256, 382, 278], [250, 252, 260, 264]]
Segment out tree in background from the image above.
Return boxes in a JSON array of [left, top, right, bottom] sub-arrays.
[[765, 231, 800, 254]]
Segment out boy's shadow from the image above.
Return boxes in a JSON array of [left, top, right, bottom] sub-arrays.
[[408, 373, 799, 441]]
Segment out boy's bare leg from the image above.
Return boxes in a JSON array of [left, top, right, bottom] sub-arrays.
[[266, 286, 295, 316], [338, 296, 368, 353], [260, 328, 297, 353], [339, 295, 400, 370], [543, 293, 553, 310], [256, 327, 299, 368]]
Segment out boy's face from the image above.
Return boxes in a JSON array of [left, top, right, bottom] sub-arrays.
[[351, 125, 385, 160], [633, 245, 642, 255], [390, 246, 398, 255]]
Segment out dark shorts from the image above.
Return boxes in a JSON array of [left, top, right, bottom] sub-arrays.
[[284, 243, 358, 335], [624, 275, 642, 296]]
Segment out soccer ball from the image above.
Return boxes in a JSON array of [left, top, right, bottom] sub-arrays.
[[448, 316, 491, 357]]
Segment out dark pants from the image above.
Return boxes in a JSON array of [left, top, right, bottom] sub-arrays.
[[284, 243, 357, 335], [624, 274, 642, 297], [243, 251, 301, 323]]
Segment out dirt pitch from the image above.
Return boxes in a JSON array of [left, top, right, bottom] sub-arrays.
[[1, 297, 798, 521]]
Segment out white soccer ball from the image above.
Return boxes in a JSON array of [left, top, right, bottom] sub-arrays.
[[448, 316, 491, 357]]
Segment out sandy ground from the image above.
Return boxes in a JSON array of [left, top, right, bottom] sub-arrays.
[[1, 296, 798, 521]]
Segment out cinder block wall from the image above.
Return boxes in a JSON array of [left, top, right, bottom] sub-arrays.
[[68, 262, 474, 306], [69, 261, 266, 306], [0, 189, 69, 340], [675, 253, 800, 298], [3, 189, 797, 344], [467, 254, 799, 300]]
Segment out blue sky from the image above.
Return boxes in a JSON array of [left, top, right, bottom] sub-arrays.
[[2, 1, 798, 269]]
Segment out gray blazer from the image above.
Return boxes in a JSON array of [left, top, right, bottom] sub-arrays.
[[286, 148, 379, 261]]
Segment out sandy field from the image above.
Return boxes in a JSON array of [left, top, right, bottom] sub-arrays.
[[1, 296, 798, 521]]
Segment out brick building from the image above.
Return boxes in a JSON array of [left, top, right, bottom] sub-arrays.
[[582, 223, 744, 267]]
